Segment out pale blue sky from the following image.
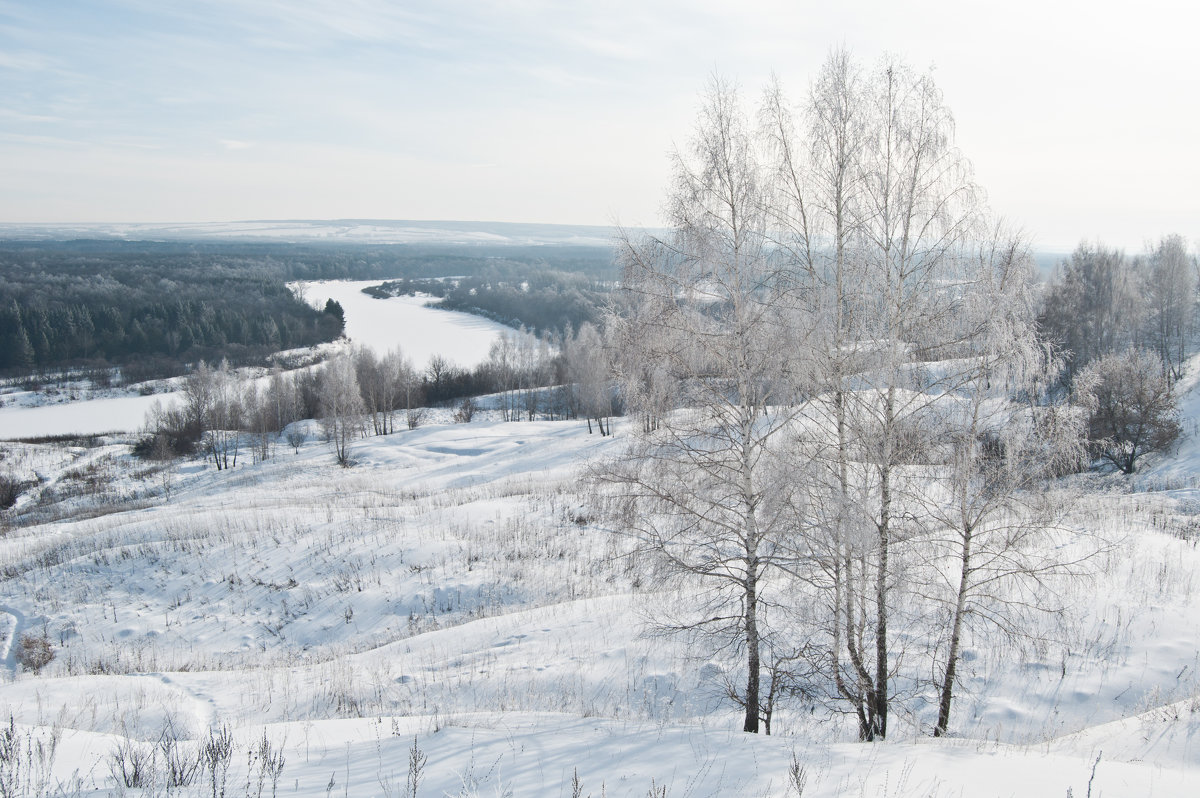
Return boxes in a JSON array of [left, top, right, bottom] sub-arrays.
[[2, 0, 1197, 250]]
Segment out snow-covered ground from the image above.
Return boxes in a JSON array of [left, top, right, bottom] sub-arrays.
[[0, 393, 170, 441], [0, 395, 1198, 795]]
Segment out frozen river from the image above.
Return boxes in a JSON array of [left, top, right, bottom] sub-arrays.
[[297, 280, 512, 369], [0, 280, 514, 438]]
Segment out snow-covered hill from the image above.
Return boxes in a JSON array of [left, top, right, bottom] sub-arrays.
[[0, 406, 1198, 794], [0, 219, 620, 248]]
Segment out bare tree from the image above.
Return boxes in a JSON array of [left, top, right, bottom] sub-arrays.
[[203, 359, 243, 471], [355, 347, 391, 435], [319, 354, 365, 466], [1040, 243, 1140, 383], [424, 354, 451, 401], [566, 322, 615, 435], [265, 366, 301, 433], [606, 76, 812, 734], [242, 382, 276, 464], [608, 286, 678, 434], [180, 359, 217, 439], [487, 332, 520, 421], [1075, 347, 1182, 474], [764, 51, 1022, 740], [761, 50, 884, 738], [384, 348, 417, 433], [913, 234, 1089, 735], [1139, 234, 1196, 384], [285, 426, 306, 454]]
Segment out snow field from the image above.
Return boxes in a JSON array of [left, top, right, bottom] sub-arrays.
[[0, 413, 1197, 792]]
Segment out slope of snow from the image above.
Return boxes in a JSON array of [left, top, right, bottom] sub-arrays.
[[0, 392, 1198, 794]]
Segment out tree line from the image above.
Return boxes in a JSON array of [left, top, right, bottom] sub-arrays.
[[0, 246, 344, 379], [364, 266, 610, 339], [142, 322, 619, 467]]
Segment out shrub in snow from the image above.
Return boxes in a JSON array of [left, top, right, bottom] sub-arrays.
[[286, 427, 307, 453], [453, 397, 478, 423], [1076, 348, 1182, 473], [15, 634, 53, 674], [0, 716, 66, 797], [108, 736, 154, 788], [0, 475, 19, 510]]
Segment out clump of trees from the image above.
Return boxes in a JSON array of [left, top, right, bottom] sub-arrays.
[[602, 51, 1094, 740], [142, 351, 422, 468], [1039, 235, 1194, 471], [140, 324, 604, 467], [367, 266, 611, 339], [564, 322, 616, 435]]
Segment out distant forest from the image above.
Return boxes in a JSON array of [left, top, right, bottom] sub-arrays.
[[364, 267, 611, 338], [0, 240, 615, 380]]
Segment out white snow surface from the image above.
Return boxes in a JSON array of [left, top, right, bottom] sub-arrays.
[[1, 375, 1200, 793], [297, 280, 522, 370], [0, 392, 168, 440]]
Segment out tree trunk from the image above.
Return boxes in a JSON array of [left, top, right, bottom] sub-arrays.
[[872, 391, 895, 740], [935, 526, 972, 736], [744, 567, 761, 733]]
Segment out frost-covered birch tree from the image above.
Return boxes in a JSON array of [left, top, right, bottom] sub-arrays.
[[1140, 234, 1196, 384], [319, 354, 365, 466], [611, 52, 1091, 739], [761, 51, 1055, 740], [917, 233, 1086, 736], [204, 359, 243, 471], [566, 322, 615, 435], [606, 77, 812, 734]]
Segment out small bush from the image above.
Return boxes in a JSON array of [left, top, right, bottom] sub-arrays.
[[108, 737, 155, 788], [202, 724, 234, 798], [161, 738, 199, 787], [453, 397, 478, 423], [0, 715, 63, 797], [0, 476, 19, 510], [16, 635, 53, 674], [286, 428, 307, 454]]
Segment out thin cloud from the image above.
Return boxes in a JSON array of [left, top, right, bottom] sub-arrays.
[[0, 49, 53, 71], [0, 109, 60, 123]]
